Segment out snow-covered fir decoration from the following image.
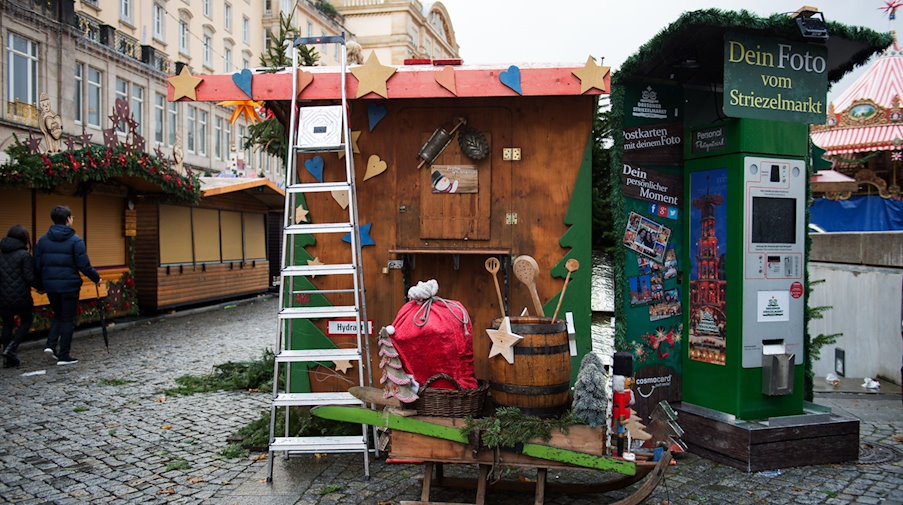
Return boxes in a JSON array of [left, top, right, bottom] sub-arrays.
[[572, 351, 609, 428], [378, 325, 420, 402]]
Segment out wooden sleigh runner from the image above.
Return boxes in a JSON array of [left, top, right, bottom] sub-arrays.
[[312, 397, 679, 505]]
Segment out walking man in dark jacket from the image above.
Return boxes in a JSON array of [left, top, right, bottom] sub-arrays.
[[34, 206, 101, 365]]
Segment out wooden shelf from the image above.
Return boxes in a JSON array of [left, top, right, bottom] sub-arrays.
[[389, 248, 510, 256]]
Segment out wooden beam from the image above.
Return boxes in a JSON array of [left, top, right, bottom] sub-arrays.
[[169, 66, 607, 102]]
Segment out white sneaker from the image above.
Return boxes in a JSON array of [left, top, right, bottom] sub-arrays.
[[56, 357, 78, 366], [44, 348, 57, 360]]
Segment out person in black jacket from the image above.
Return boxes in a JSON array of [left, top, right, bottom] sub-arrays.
[[0, 225, 36, 368], [34, 206, 101, 365]]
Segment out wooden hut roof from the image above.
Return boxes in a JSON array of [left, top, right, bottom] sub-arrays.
[[200, 177, 285, 209]]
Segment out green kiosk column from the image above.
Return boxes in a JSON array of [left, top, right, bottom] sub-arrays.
[[682, 117, 808, 420]]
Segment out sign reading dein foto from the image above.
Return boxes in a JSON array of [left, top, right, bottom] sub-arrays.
[[723, 32, 828, 124]]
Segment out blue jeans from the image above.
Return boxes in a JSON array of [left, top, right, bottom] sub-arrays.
[[46, 291, 79, 359]]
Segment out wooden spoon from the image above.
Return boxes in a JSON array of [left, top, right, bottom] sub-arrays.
[[484, 257, 506, 320], [552, 259, 580, 322], [513, 255, 544, 317]]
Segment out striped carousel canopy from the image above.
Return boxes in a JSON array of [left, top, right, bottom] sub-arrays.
[[812, 37, 903, 155]]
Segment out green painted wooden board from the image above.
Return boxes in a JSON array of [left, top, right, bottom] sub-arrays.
[[521, 443, 635, 475], [312, 406, 469, 443], [311, 406, 636, 476]]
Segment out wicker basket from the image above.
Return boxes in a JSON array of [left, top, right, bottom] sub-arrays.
[[412, 373, 488, 417]]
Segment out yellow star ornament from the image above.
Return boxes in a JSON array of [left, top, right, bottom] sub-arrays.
[[351, 53, 397, 99], [486, 316, 524, 365], [169, 67, 203, 101], [571, 56, 610, 94]]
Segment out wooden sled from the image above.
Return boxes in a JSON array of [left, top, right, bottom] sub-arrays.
[[390, 417, 671, 505], [312, 406, 672, 505]]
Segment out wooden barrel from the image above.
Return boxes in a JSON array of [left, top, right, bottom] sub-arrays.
[[488, 316, 571, 418]]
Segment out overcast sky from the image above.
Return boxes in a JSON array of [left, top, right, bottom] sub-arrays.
[[438, 0, 899, 100]]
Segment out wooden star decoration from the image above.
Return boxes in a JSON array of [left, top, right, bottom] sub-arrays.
[[307, 256, 324, 277], [333, 360, 353, 374], [217, 100, 263, 125], [65, 136, 77, 151], [79, 132, 93, 147], [351, 52, 396, 99], [24, 132, 42, 154], [571, 56, 610, 94], [132, 133, 146, 152], [294, 205, 310, 223], [486, 316, 524, 365], [169, 66, 203, 101], [338, 130, 361, 160], [102, 128, 119, 149]]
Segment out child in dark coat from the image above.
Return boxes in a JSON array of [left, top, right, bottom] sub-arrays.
[[0, 225, 36, 367]]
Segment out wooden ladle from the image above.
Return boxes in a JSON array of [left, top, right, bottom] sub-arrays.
[[513, 255, 544, 317], [484, 257, 506, 320], [552, 259, 580, 322]]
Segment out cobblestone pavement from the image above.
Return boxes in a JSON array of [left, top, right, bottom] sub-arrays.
[[2, 297, 902, 504]]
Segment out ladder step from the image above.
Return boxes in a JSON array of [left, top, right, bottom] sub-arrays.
[[285, 223, 353, 235], [279, 306, 359, 319], [270, 435, 367, 454], [286, 182, 351, 193], [294, 144, 345, 153], [291, 288, 356, 295], [294, 35, 345, 47], [275, 348, 362, 363], [282, 264, 356, 276], [273, 392, 362, 407]]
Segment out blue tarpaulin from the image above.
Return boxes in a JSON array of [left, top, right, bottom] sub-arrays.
[[810, 196, 903, 231]]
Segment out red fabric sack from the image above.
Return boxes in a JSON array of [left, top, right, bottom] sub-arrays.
[[390, 280, 477, 391]]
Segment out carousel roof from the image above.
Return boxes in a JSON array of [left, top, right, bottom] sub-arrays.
[[811, 123, 903, 154], [812, 37, 903, 155], [831, 39, 903, 112]]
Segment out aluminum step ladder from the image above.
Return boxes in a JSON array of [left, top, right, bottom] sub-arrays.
[[267, 33, 373, 482]]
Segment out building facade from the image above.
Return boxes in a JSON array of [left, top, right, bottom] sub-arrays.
[[335, 0, 458, 64], [2, 1, 459, 180]]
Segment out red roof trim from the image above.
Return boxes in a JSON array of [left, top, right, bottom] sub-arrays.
[[169, 66, 607, 102]]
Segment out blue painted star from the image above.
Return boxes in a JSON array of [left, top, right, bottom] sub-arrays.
[[342, 223, 375, 247]]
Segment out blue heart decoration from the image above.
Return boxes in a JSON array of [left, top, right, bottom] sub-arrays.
[[342, 223, 375, 247], [304, 156, 324, 183], [499, 65, 522, 95], [368, 104, 388, 132], [232, 69, 254, 99]]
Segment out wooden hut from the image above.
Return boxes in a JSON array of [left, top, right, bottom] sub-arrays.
[[174, 57, 606, 383], [134, 177, 284, 312], [0, 143, 201, 330]]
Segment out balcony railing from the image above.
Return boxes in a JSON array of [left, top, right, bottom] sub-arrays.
[[116, 31, 140, 60], [77, 12, 101, 43], [6, 100, 39, 127], [75, 12, 169, 73]]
